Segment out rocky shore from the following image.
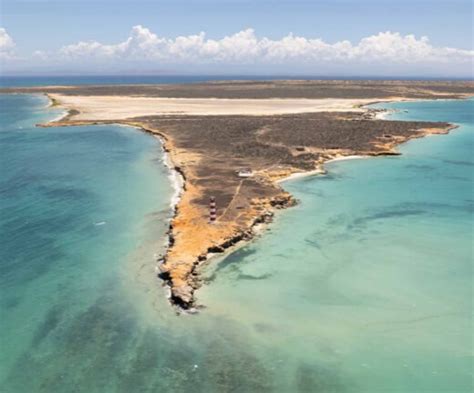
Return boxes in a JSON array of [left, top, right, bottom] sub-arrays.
[[42, 112, 456, 310], [5, 80, 472, 310]]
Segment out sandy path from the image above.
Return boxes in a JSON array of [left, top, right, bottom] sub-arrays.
[[50, 94, 378, 121]]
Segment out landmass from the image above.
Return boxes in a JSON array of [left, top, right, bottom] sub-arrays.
[[2, 80, 473, 309]]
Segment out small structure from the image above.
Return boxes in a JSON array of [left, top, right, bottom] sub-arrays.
[[209, 196, 217, 223], [236, 168, 254, 178]]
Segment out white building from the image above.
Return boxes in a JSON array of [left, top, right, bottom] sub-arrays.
[[236, 168, 254, 178]]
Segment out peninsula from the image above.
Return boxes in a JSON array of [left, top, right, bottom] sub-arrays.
[[3, 80, 473, 308]]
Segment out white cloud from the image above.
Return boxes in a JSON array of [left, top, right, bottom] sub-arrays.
[[32, 50, 48, 60], [0, 28, 16, 60], [57, 25, 473, 67], [2, 26, 472, 76]]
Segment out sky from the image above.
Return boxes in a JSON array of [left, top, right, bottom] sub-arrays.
[[0, 0, 473, 77]]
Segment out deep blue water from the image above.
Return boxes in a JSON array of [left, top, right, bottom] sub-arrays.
[[0, 89, 472, 392], [0, 75, 247, 87], [1, 75, 468, 87]]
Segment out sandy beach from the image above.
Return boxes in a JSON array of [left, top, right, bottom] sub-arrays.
[[47, 94, 377, 121]]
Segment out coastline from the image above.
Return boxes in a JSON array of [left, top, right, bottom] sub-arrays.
[[2, 83, 472, 392], [41, 92, 72, 123], [16, 84, 471, 310], [158, 136, 185, 210], [38, 95, 189, 308], [129, 123, 296, 311], [125, 116, 457, 311], [277, 155, 370, 184]]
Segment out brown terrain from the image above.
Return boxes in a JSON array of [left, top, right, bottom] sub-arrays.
[[3, 79, 473, 99], [3, 80, 473, 309]]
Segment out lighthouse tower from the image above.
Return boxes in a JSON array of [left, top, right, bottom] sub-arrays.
[[209, 196, 217, 223]]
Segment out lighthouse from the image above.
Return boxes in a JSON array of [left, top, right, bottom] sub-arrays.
[[209, 196, 217, 223]]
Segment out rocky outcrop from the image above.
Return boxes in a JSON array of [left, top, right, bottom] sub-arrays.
[[158, 190, 297, 310], [27, 87, 463, 311]]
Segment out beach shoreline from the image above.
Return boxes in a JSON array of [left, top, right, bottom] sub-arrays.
[[105, 117, 457, 311], [8, 80, 472, 309], [135, 116, 459, 310]]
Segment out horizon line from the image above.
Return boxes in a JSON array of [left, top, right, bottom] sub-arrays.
[[1, 74, 473, 81]]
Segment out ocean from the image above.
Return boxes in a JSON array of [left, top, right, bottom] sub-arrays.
[[0, 75, 465, 88], [0, 86, 472, 392]]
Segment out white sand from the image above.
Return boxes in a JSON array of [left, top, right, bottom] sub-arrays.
[[277, 168, 325, 184], [325, 155, 368, 163], [50, 94, 378, 121], [160, 143, 184, 210], [278, 155, 369, 184]]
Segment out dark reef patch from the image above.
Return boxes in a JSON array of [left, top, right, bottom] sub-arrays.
[[442, 158, 474, 167], [30, 305, 65, 347], [237, 272, 273, 281], [214, 246, 257, 272], [295, 361, 348, 393], [348, 208, 427, 229]]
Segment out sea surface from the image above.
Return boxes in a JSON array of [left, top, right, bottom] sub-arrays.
[[0, 89, 472, 392], [0, 75, 466, 87]]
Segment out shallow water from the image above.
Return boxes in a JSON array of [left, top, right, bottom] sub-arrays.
[[0, 94, 472, 392], [0, 94, 175, 391], [199, 98, 474, 392]]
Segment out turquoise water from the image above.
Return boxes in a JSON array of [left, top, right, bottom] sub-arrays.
[[0, 94, 175, 392], [200, 98, 473, 392], [1, 94, 472, 392]]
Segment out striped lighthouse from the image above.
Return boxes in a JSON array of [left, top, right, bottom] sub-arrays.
[[209, 196, 217, 223]]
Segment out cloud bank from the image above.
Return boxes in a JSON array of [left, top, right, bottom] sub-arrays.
[[59, 26, 473, 65], [2, 26, 473, 76], [0, 28, 15, 60]]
